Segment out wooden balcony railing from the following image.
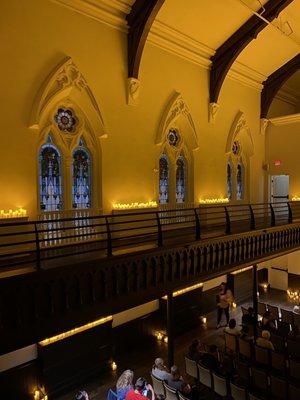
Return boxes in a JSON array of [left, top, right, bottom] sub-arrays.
[[0, 201, 299, 271], [1, 215, 300, 354]]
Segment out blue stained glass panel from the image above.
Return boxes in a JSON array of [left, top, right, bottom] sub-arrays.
[[39, 143, 63, 211], [227, 163, 232, 200], [159, 155, 169, 204], [237, 163, 243, 200], [176, 156, 186, 203], [72, 148, 91, 209]]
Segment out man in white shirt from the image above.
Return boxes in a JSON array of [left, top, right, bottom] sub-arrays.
[[151, 358, 171, 381], [224, 319, 241, 336]]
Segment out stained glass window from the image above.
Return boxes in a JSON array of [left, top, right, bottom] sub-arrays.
[[159, 155, 169, 204], [72, 144, 91, 209], [54, 108, 77, 132], [237, 163, 243, 200], [227, 163, 232, 200], [39, 138, 63, 211], [167, 129, 179, 147], [176, 156, 186, 203]]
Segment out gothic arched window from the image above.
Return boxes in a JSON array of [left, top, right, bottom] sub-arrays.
[[39, 138, 63, 211], [236, 163, 243, 200], [176, 156, 186, 203], [72, 144, 91, 209], [227, 163, 232, 200], [159, 155, 169, 204]]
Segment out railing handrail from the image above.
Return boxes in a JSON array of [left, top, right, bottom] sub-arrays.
[[1, 200, 300, 272]]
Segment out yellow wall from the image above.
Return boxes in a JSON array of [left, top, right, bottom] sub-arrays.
[[267, 120, 300, 198], [0, 0, 272, 217]]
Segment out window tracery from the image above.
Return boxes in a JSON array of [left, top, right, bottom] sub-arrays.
[[159, 155, 169, 204], [176, 156, 186, 203], [72, 141, 91, 209], [39, 136, 63, 211]]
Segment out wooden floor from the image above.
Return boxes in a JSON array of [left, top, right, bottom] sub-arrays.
[[57, 289, 295, 400]]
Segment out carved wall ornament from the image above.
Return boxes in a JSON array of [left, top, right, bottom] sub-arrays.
[[29, 57, 106, 138], [156, 92, 198, 150], [225, 111, 254, 156], [127, 77, 140, 106], [209, 102, 220, 123], [260, 118, 270, 136]]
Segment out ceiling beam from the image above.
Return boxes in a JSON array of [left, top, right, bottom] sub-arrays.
[[261, 54, 300, 118], [126, 0, 165, 79], [210, 0, 294, 104]]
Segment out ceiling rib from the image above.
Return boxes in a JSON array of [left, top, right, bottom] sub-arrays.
[[210, 0, 294, 104], [126, 0, 165, 79], [261, 54, 300, 118]]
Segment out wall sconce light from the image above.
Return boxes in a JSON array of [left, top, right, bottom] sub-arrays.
[[155, 331, 164, 341], [163, 336, 168, 344], [34, 388, 48, 400], [111, 361, 117, 371], [201, 316, 207, 324]]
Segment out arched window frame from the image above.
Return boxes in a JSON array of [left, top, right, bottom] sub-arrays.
[[227, 161, 233, 201], [236, 161, 244, 201], [31, 58, 105, 216], [157, 128, 193, 205], [158, 154, 169, 204], [176, 154, 186, 203], [38, 136, 63, 212], [72, 140, 92, 209]]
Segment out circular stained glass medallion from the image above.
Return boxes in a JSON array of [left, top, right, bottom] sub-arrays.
[[54, 108, 77, 132], [167, 129, 179, 147]]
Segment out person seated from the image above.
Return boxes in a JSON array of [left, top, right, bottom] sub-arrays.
[[75, 391, 89, 400], [240, 325, 254, 341], [187, 339, 203, 362], [200, 345, 221, 374], [167, 365, 186, 391], [125, 378, 155, 400], [261, 311, 276, 332], [242, 307, 256, 327], [116, 370, 134, 400], [256, 330, 274, 350], [151, 358, 170, 381], [225, 319, 241, 336]]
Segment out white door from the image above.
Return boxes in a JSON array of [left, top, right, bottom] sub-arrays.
[[270, 175, 289, 203]]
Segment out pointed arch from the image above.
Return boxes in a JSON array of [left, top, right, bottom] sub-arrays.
[[158, 153, 169, 204], [72, 139, 92, 209], [227, 160, 233, 201], [225, 111, 253, 202], [225, 111, 254, 156], [32, 58, 103, 212], [30, 57, 106, 137], [38, 135, 63, 211], [176, 155, 186, 203], [156, 92, 198, 150]]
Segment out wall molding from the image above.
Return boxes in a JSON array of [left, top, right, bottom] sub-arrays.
[[269, 113, 300, 126], [48, 0, 298, 103], [50, 0, 129, 32]]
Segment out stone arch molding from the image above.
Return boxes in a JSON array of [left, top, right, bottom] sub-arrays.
[[155, 92, 199, 151], [225, 111, 254, 157], [29, 57, 107, 139]]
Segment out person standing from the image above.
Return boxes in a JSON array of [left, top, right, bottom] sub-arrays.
[[216, 282, 233, 329]]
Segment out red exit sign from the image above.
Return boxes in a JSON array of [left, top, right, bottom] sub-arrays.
[[274, 160, 282, 166]]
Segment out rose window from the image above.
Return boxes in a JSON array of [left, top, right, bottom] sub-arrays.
[[54, 108, 77, 132]]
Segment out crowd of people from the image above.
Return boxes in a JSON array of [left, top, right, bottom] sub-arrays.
[[73, 283, 299, 400]]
